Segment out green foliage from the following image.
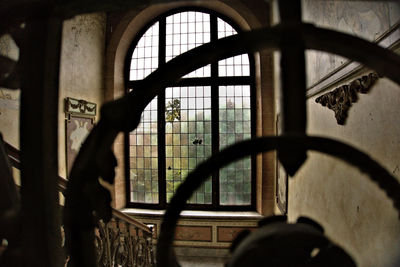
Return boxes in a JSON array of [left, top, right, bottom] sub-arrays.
[[165, 98, 181, 122], [173, 170, 181, 180]]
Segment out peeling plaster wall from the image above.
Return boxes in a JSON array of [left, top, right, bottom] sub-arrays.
[[287, 1, 400, 267], [0, 34, 21, 187], [291, 77, 400, 267], [303, 0, 400, 87], [0, 34, 20, 148], [58, 13, 106, 178]]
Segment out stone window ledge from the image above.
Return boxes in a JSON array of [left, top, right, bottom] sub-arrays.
[[121, 208, 263, 220]]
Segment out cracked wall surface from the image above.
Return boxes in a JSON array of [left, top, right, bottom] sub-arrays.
[[288, 2, 400, 266]]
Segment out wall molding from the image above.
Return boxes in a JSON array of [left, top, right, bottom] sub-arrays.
[[315, 72, 379, 125], [64, 97, 97, 118]]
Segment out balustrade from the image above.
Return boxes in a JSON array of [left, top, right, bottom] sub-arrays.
[[93, 213, 155, 267], [2, 140, 156, 267]]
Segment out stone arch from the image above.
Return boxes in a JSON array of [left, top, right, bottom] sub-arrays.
[[105, 0, 274, 213]]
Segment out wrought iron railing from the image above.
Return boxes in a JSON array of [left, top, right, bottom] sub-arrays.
[[3, 141, 156, 267], [95, 215, 155, 267]]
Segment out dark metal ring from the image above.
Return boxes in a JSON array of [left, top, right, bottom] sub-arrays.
[[156, 135, 400, 266], [101, 23, 400, 132], [65, 23, 400, 267]]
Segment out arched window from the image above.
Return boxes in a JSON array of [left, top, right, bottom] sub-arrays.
[[126, 8, 255, 210]]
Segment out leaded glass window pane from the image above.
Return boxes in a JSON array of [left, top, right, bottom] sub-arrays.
[[130, 22, 159, 80], [219, 85, 251, 205], [217, 18, 250, 77], [166, 12, 211, 78], [165, 86, 212, 204], [127, 9, 254, 209], [130, 98, 159, 204]]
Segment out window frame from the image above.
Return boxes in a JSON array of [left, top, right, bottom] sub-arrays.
[[124, 7, 257, 211]]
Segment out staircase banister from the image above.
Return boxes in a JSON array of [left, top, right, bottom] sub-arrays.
[[3, 140, 152, 234], [112, 208, 153, 234]]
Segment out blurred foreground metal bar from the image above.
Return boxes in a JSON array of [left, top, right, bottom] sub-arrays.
[[19, 14, 63, 267], [65, 22, 400, 266], [2, 0, 397, 266], [277, 0, 308, 175], [101, 24, 400, 133]]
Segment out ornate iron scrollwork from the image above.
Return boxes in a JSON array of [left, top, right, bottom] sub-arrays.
[[94, 219, 155, 267], [113, 235, 129, 267], [157, 135, 400, 266], [96, 221, 109, 267], [59, 1, 400, 266]]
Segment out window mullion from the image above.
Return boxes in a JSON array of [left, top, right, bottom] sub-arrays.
[[158, 17, 167, 208], [210, 14, 219, 208], [250, 55, 257, 208]]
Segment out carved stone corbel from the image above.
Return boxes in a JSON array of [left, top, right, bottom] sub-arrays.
[[315, 72, 379, 125]]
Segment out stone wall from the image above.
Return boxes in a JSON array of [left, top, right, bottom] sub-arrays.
[[58, 12, 107, 178], [287, 1, 400, 266], [291, 75, 400, 267], [303, 0, 400, 87], [0, 12, 107, 181]]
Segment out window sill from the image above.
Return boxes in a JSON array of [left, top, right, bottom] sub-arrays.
[[121, 208, 263, 220]]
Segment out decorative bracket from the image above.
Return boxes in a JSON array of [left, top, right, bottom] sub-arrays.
[[315, 72, 379, 125]]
